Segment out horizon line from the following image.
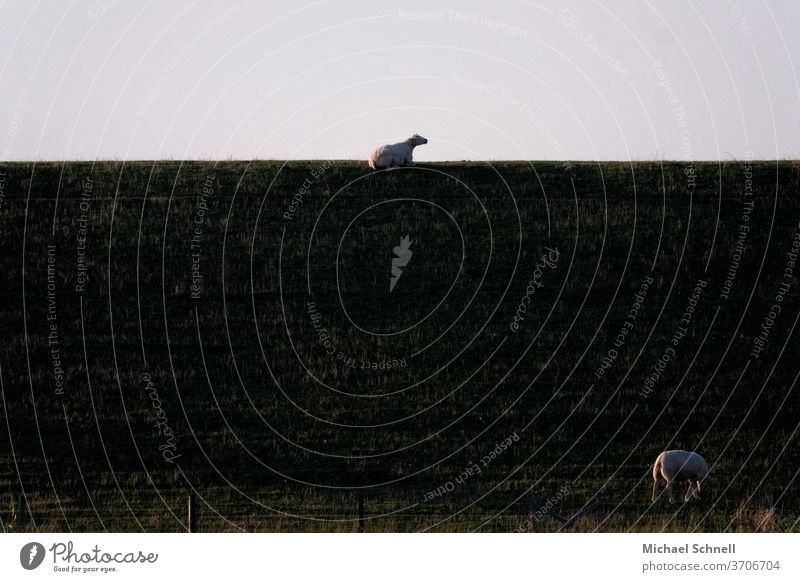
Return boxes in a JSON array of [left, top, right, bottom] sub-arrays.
[[1, 158, 797, 164]]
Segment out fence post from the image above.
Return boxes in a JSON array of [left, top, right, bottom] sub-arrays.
[[15, 491, 29, 527], [526, 511, 539, 532], [357, 494, 365, 533], [188, 494, 197, 533]]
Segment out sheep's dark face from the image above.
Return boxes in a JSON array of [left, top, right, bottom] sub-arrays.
[[411, 133, 428, 146]]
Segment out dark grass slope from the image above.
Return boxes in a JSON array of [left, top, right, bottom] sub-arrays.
[[0, 160, 799, 532]]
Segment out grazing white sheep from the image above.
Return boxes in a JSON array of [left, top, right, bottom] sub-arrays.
[[368, 134, 428, 170], [652, 450, 709, 503]]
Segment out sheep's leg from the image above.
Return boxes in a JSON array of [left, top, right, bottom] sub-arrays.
[[684, 481, 694, 502], [666, 480, 675, 503], [693, 480, 702, 499], [392, 154, 408, 169]]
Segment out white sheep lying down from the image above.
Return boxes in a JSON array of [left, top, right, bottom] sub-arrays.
[[652, 450, 709, 503], [368, 134, 428, 170]]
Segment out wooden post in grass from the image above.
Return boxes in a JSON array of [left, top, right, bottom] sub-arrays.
[[527, 491, 604, 532], [15, 491, 29, 527], [357, 494, 365, 533], [188, 494, 197, 533], [527, 495, 569, 529]]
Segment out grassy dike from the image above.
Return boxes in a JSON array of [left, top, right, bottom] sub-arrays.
[[1, 160, 799, 532]]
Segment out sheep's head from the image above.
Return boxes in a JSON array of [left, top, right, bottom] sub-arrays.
[[694, 475, 709, 500], [410, 133, 428, 147]]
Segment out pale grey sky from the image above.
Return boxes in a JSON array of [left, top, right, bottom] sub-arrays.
[[0, 0, 798, 161]]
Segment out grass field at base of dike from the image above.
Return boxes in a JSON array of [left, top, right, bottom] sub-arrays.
[[1, 159, 799, 533]]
